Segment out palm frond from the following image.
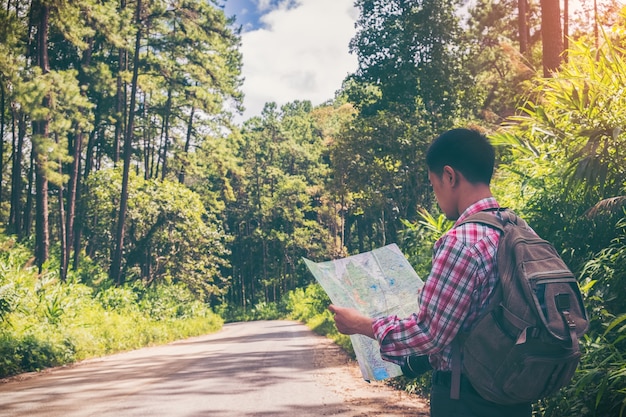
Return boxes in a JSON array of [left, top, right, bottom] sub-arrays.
[[585, 196, 626, 218]]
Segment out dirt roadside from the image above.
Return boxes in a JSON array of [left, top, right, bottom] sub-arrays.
[[313, 335, 430, 416]]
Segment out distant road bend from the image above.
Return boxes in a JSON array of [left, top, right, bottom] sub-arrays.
[[0, 320, 428, 416]]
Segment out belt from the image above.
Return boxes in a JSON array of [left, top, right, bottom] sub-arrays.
[[432, 371, 478, 396]]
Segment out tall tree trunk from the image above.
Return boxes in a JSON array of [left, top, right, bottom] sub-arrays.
[[57, 156, 67, 281], [114, 50, 124, 164], [110, 0, 142, 285], [0, 82, 5, 205], [9, 111, 25, 236], [23, 150, 35, 237], [594, 0, 599, 50], [33, 0, 51, 272], [540, 0, 563, 76], [153, 114, 164, 179], [34, 148, 50, 272], [74, 112, 100, 270], [160, 88, 172, 181], [178, 105, 195, 184], [143, 92, 152, 179], [72, 137, 86, 271], [66, 41, 93, 273], [518, 0, 529, 54], [563, 0, 569, 62], [113, 0, 128, 165], [82, 113, 99, 181], [64, 131, 82, 275]]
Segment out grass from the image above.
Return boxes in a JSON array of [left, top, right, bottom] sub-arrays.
[[0, 237, 223, 378]]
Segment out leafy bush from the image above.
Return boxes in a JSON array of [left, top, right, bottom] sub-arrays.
[[84, 168, 231, 302], [0, 332, 73, 376], [97, 285, 139, 312], [284, 283, 353, 354], [399, 208, 453, 279], [488, 32, 626, 416], [543, 213, 626, 417], [0, 238, 223, 379], [219, 299, 285, 322], [285, 283, 331, 322]]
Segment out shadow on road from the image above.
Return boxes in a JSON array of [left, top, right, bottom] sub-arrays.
[[0, 320, 429, 417]]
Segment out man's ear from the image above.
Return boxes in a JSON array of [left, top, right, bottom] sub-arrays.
[[442, 165, 457, 185]]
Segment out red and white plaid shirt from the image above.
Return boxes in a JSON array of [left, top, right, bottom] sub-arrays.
[[372, 197, 502, 371]]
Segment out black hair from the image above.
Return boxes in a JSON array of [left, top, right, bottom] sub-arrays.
[[425, 128, 495, 184]]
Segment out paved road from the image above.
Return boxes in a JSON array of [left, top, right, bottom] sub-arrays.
[[0, 320, 427, 417]]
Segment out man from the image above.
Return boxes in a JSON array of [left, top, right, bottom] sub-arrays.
[[329, 128, 532, 417]]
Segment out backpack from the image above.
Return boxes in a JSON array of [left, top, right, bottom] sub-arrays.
[[451, 209, 589, 405]]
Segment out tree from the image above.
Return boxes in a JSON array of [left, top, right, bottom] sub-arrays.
[[110, 0, 144, 285], [465, 0, 539, 121], [348, 0, 475, 120], [0, 0, 243, 301], [540, 0, 564, 76], [149, 0, 243, 181], [0, 5, 27, 237], [107, 0, 242, 284], [225, 102, 337, 308], [85, 168, 231, 300], [518, 0, 530, 54], [492, 33, 626, 273], [335, 0, 476, 249], [30, 0, 52, 272]]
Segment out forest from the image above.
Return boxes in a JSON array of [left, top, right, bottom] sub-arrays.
[[1, 0, 625, 415]]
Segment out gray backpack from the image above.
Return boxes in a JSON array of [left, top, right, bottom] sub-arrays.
[[451, 209, 589, 405]]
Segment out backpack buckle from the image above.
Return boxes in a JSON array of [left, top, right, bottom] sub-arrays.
[[555, 293, 571, 311]]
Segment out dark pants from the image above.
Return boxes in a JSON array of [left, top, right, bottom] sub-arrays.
[[430, 371, 532, 417]]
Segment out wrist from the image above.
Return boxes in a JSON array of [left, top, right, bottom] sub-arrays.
[[360, 316, 376, 339]]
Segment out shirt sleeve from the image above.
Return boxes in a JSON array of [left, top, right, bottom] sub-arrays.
[[372, 231, 481, 365]]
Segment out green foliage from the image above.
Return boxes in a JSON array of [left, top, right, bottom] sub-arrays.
[[399, 209, 453, 279], [84, 168, 231, 301], [335, 0, 483, 253], [284, 283, 353, 355], [495, 33, 626, 203], [226, 102, 341, 309], [349, 0, 478, 120], [219, 301, 283, 323], [332, 111, 434, 248], [0, 237, 33, 324], [490, 28, 626, 416], [0, 239, 223, 379], [16, 67, 94, 186], [465, 0, 541, 121], [97, 285, 139, 312], [580, 214, 626, 327], [491, 32, 626, 271], [286, 284, 331, 323], [535, 315, 626, 417], [136, 284, 216, 321], [0, 332, 72, 376]]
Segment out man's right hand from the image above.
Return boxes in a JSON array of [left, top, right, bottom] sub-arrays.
[[328, 304, 376, 339]]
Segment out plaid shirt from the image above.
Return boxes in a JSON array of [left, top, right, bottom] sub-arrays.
[[372, 197, 502, 371]]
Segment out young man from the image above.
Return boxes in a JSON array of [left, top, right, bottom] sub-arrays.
[[329, 128, 532, 417]]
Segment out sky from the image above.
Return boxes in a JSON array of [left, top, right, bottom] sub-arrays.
[[222, 0, 359, 122]]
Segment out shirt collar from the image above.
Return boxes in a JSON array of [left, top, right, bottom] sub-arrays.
[[454, 197, 500, 226]]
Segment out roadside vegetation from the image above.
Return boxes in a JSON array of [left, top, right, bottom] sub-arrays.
[[0, 236, 222, 378], [1, 0, 626, 416]]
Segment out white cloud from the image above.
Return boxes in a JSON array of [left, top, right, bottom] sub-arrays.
[[237, 0, 359, 121]]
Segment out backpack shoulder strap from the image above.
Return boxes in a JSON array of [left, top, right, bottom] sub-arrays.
[[458, 210, 506, 231], [450, 208, 511, 400]]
